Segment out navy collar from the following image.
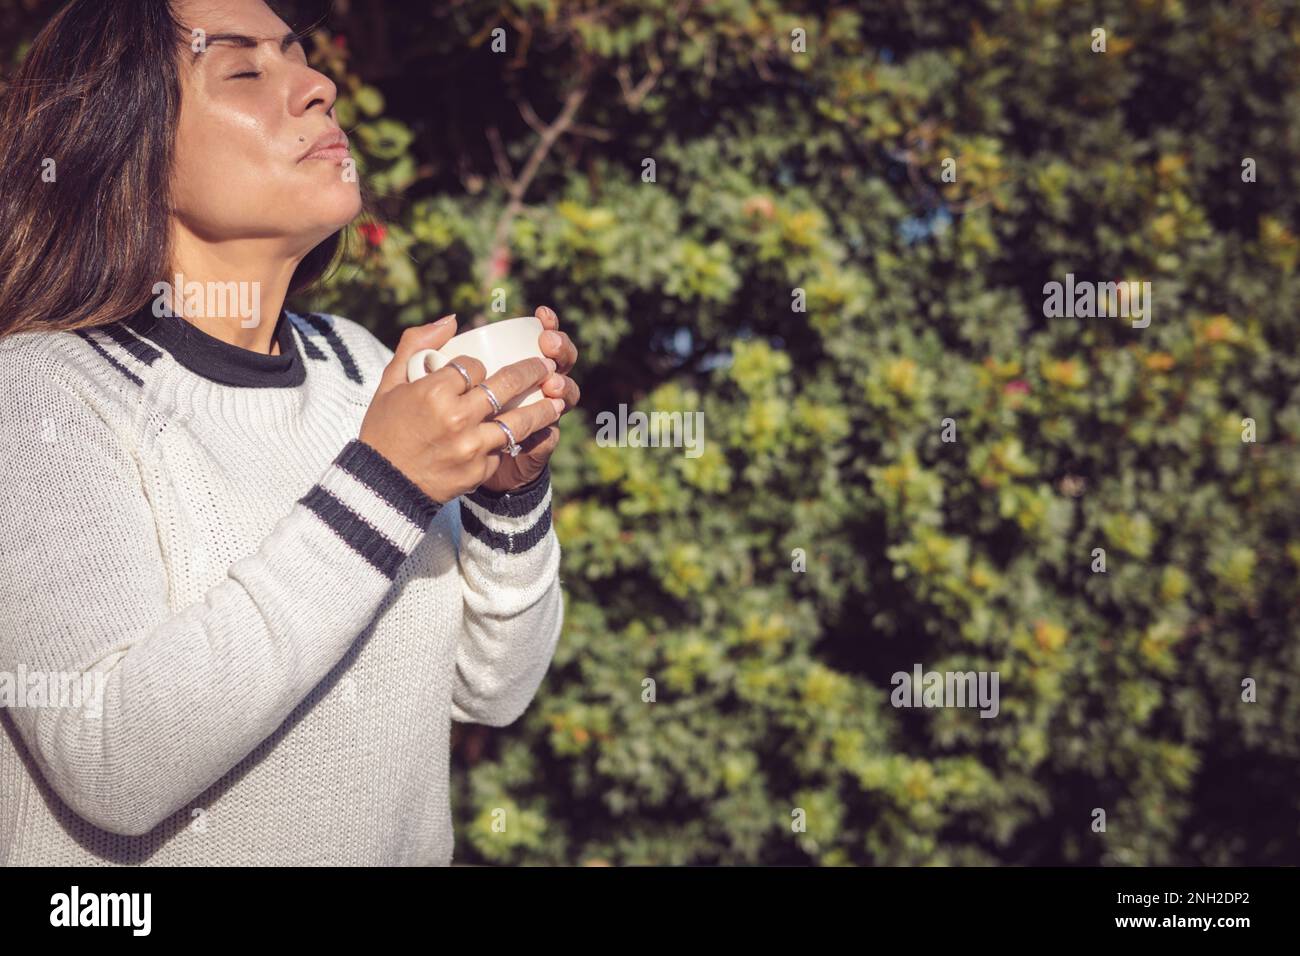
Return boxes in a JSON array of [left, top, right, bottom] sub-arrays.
[[122, 305, 306, 388]]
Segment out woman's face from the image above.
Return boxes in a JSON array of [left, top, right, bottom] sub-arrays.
[[170, 0, 360, 252]]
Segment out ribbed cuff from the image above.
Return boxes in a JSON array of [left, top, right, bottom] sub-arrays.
[[460, 464, 552, 554], [465, 464, 551, 514], [296, 439, 443, 580]]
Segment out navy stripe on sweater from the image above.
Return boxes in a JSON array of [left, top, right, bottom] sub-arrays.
[[460, 466, 552, 553], [465, 465, 552, 518], [287, 313, 329, 362], [301, 313, 363, 384], [99, 323, 162, 366], [72, 330, 143, 387], [298, 484, 409, 580], [460, 501, 552, 555], [335, 439, 443, 530]]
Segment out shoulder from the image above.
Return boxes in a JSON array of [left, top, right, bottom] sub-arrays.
[[0, 329, 131, 444], [0, 328, 111, 403], [285, 310, 392, 387]]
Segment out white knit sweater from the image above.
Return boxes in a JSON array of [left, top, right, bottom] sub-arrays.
[[0, 306, 563, 866]]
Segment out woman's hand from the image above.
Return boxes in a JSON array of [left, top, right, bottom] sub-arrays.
[[476, 304, 580, 494], [358, 314, 565, 504]]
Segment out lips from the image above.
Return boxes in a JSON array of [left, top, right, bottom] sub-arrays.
[[298, 129, 349, 163]]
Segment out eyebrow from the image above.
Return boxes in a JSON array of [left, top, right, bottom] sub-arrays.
[[191, 30, 304, 62]]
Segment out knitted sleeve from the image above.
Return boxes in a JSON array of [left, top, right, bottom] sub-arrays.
[[339, 315, 565, 726], [0, 368, 440, 837], [451, 466, 564, 726]]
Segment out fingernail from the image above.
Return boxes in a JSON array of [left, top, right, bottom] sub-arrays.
[[434, 313, 456, 326], [543, 357, 557, 372], [551, 398, 566, 414]]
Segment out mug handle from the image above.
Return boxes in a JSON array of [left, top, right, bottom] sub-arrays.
[[407, 348, 447, 383]]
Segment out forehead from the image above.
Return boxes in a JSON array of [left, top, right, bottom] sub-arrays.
[[175, 0, 291, 40]]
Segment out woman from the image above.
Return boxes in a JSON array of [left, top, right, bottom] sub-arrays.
[[0, 0, 579, 866]]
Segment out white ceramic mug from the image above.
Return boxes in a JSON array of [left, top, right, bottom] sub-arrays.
[[406, 315, 546, 410]]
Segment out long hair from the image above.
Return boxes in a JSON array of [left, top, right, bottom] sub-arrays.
[[0, 0, 346, 339]]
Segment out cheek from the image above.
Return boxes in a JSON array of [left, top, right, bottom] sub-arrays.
[[172, 107, 280, 230], [172, 114, 361, 238]]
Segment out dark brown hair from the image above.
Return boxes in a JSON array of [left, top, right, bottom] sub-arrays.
[[0, 0, 346, 339]]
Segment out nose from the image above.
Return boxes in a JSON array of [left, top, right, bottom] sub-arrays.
[[293, 64, 338, 120]]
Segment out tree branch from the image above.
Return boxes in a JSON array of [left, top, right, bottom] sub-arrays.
[[475, 61, 595, 322], [615, 45, 664, 110], [486, 124, 514, 183]]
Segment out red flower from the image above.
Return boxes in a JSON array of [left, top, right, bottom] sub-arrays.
[[359, 222, 386, 247], [1003, 379, 1030, 396], [488, 247, 511, 281]]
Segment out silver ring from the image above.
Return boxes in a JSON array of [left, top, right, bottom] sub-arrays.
[[475, 381, 502, 415], [494, 420, 521, 457], [447, 360, 473, 391]]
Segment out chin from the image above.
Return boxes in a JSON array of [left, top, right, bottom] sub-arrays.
[[306, 182, 364, 231]]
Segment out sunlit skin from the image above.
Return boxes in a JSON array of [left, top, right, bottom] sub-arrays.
[[167, 0, 578, 491], [170, 0, 360, 352]]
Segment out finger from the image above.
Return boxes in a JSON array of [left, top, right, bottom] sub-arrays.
[[535, 304, 559, 330], [467, 355, 555, 421], [378, 315, 458, 393], [475, 393, 564, 456], [410, 352, 488, 404], [539, 328, 577, 375], [541, 373, 579, 412], [519, 424, 561, 456]]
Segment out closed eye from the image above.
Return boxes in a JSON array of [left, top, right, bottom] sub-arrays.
[[229, 70, 262, 79]]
